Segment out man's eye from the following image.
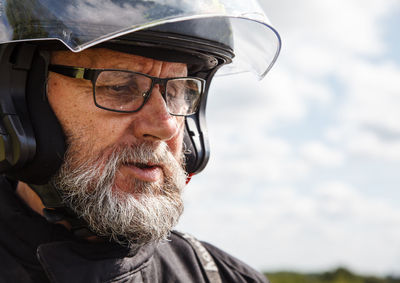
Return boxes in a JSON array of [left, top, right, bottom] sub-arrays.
[[106, 85, 131, 94], [168, 86, 183, 98], [168, 87, 177, 97]]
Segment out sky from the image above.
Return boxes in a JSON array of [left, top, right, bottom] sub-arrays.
[[177, 0, 400, 277]]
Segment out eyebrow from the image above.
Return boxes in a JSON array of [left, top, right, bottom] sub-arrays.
[[93, 61, 146, 72]]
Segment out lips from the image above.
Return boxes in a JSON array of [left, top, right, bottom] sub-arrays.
[[134, 163, 154, 169], [120, 162, 163, 183]]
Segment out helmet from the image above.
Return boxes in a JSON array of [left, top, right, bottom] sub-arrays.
[[0, 0, 280, 233]]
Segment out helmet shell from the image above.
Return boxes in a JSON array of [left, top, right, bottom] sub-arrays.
[[1, 0, 281, 78]]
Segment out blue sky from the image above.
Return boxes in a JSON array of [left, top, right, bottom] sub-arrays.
[[177, 0, 400, 277]]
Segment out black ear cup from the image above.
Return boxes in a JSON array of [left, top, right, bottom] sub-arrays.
[[183, 119, 199, 174], [13, 49, 66, 184], [184, 115, 209, 174], [183, 66, 222, 175], [0, 43, 66, 185], [0, 44, 37, 174]]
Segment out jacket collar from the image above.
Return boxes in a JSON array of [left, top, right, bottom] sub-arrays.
[[37, 240, 156, 283]]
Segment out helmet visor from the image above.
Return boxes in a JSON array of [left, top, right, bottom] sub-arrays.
[[0, 0, 281, 78]]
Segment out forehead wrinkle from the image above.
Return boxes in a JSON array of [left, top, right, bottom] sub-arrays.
[[52, 48, 187, 76], [90, 49, 147, 71], [145, 60, 187, 78], [51, 48, 147, 71]]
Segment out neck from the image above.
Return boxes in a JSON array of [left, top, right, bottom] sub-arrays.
[[16, 181, 45, 216]]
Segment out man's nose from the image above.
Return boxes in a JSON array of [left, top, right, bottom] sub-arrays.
[[132, 85, 181, 142]]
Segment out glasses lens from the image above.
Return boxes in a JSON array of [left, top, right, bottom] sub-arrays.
[[94, 71, 152, 112], [166, 78, 202, 115]]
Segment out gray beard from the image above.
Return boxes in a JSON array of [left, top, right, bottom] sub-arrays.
[[52, 141, 186, 248]]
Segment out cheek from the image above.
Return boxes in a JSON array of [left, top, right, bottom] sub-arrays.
[[166, 119, 185, 158], [47, 75, 101, 145]]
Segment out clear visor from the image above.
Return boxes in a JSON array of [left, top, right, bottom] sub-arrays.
[[0, 0, 281, 78]]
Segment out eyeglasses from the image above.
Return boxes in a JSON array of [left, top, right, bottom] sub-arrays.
[[48, 64, 206, 116]]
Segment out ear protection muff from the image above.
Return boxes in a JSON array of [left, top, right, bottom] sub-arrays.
[[0, 43, 66, 185], [0, 43, 37, 175], [184, 60, 225, 174], [18, 47, 67, 184]]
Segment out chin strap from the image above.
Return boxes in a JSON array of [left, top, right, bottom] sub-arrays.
[[30, 183, 95, 238]]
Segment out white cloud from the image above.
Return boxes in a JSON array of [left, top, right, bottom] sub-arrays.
[[209, 71, 306, 128], [209, 65, 333, 133], [322, 59, 400, 161], [316, 182, 400, 224], [261, 0, 397, 56], [339, 60, 400, 133], [327, 127, 400, 161], [300, 141, 345, 167]]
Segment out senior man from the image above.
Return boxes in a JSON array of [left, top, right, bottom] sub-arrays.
[[0, 0, 280, 282]]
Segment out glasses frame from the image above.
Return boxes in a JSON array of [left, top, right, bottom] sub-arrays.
[[48, 64, 206, 116]]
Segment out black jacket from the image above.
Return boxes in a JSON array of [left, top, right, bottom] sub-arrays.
[[0, 177, 268, 283]]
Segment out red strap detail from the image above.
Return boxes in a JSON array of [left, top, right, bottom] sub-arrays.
[[186, 173, 194, 184]]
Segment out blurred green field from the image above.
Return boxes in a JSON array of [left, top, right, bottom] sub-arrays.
[[264, 267, 400, 283]]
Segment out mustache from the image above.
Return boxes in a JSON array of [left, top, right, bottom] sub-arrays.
[[117, 142, 180, 169], [58, 141, 186, 190]]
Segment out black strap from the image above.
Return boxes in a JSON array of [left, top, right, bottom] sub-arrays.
[[30, 183, 96, 239]]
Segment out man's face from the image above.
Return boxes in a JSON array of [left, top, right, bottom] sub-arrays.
[[47, 48, 188, 246]]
